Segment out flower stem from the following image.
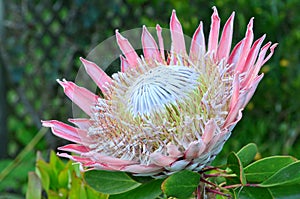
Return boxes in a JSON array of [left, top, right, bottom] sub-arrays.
[[0, 127, 47, 182], [222, 183, 259, 189], [200, 166, 226, 173], [206, 187, 231, 198], [196, 182, 206, 199]]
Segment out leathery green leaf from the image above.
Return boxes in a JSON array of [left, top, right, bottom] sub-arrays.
[[260, 161, 300, 187], [236, 184, 300, 199], [110, 179, 164, 199], [237, 143, 258, 167], [227, 152, 247, 185], [244, 156, 296, 182], [269, 184, 300, 198], [161, 170, 200, 199], [84, 170, 141, 195], [237, 187, 273, 199]]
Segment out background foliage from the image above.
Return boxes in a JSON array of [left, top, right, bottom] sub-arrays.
[[0, 0, 299, 197]]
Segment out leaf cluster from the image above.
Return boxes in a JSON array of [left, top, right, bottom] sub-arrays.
[[225, 143, 300, 198], [27, 144, 300, 198], [26, 151, 108, 199]]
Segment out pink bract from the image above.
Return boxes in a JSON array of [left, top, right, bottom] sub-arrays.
[[42, 7, 277, 177]]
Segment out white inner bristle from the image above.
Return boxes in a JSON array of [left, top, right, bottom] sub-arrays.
[[126, 65, 200, 116]]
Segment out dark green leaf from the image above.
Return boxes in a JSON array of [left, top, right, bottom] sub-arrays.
[[129, 174, 155, 183], [236, 183, 300, 199], [237, 187, 273, 199], [245, 156, 296, 182], [269, 184, 300, 198], [226, 176, 241, 187], [229, 188, 238, 199], [161, 170, 200, 199], [227, 152, 247, 185], [84, 170, 141, 195], [261, 161, 300, 187], [237, 143, 258, 167], [110, 179, 164, 199]]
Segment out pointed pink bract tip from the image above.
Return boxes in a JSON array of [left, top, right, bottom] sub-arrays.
[[142, 25, 147, 33], [56, 79, 69, 89], [248, 17, 254, 28], [229, 12, 235, 20], [212, 6, 219, 16], [272, 43, 279, 48], [79, 57, 90, 67], [41, 120, 54, 128], [56, 78, 65, 86], [79, 57, 92, 68], [115, 29, 124, 40], [171, 9, 179, 23], [211, 7, 220, 25], [156, 24, 161, 30], [79, 57, 97, 71], [115, 30, 121, 37], [120, 54, 125, 60]]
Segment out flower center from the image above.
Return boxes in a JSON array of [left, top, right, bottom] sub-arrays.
[[125, 65, 200, 116]]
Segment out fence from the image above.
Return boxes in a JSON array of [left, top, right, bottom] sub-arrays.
[[0, 0, 173, 158]]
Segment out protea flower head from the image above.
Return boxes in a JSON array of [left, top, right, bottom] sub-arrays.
[[42, 7, 277, 177]]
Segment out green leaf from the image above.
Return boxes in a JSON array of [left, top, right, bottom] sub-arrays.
[[110, 179, 164, 199], [71, 162, 81, 177], [50, 150, 65, 172], [26, 172, 42, 199], [244, 156, 296, 182], [227, 152, 247, 185], [86, 185, 109, 199], [269, 184, 300, 198], [229, 188, 238, 199], [36, 159, 59, 190], [58, 167, 70, 188], [260, 161, 300, 187], [237, 184, 300, 199], [35, 162, 50, 192], [69, 172, 87, 199], [129, 175, 155, 183], [237, 143, 258, 167], [84, 170, 141, 195], [161, 170, 200, 199], [48, 189, 62, 199], [237, 187, 273, 199], [58, 188, 68, 199]]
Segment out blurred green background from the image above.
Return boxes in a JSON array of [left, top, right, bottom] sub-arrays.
[[0, 0, 299, 197]]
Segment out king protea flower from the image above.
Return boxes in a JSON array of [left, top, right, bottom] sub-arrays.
[[42, 7, 277, 177]]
